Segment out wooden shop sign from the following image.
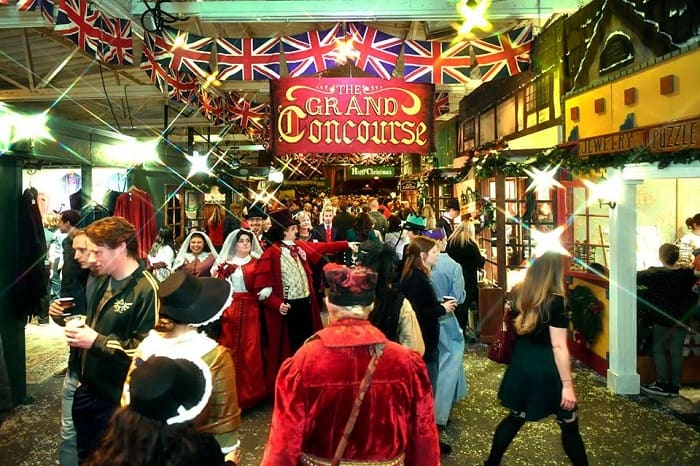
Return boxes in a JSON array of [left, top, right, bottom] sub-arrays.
[[348, 166, 396, 178], [271, 77, 434, 154], [578, 128, 646, 157], [647, 117, 700, 152], [400, 179, 418, 191]]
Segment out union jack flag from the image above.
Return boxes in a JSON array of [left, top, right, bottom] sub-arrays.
[[226, 93, 269, 131], [282, 23, 343, 77], [55, 0, 101, 58], [198, 89, 226, 124], [347, 22, 402, 80], [472, 25, 533, 82], [216, 37, 281, 81], [434, 92, 450, 117], [153, 27, 213, 79], [97, 14, 133, 66], [166, 70, 198, 105], [403, 39, 471, 84], [16, 0, 54, 22], [140, 31, 168, 93]]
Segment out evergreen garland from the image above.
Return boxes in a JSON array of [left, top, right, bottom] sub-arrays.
[[567, 285, 604, 345], [470, 146, 700, 179]]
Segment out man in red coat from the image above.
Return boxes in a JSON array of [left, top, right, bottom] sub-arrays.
[[254, 208, 354, 392], [261, 263, 439, 466]]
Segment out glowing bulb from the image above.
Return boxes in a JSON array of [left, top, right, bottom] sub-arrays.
[[186, 150, 211, 177], [454, 0, 492, 40], [523, 164, 563, 195], [531, 226, 569, 258]]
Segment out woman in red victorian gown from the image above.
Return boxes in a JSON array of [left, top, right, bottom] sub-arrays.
[[211, 229, 267, 410], [253, 208, 356, 393]]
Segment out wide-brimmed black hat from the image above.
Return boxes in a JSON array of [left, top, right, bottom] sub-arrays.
[[269, 207, 299, 230], [158, 271, 232, 327], [245, 203, 268, 219], [125, 356, 212, 425], [323, 263, 377, 306]]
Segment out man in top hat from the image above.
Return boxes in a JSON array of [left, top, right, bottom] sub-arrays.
[[261, 263, 439, 465], [254, 208, 358, 393], [437, 199, 461, 238], [244, 203, 269, 250]]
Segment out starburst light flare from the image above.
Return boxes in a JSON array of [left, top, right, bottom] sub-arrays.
[[454, 0, 492, 41], [531, 226, 569, 258], [186, 151, 211, 177], [332, 34, 360, 65], [523, 164, 563, 195]]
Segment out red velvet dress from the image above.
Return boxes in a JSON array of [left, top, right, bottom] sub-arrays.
[[253, 240, 348, 393], [215, 260, 267, 410], [261, 319, 439, 466]]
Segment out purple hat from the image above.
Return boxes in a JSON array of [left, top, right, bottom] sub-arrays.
[[423, 227, 446, 240], [323, 263, 377, 306]]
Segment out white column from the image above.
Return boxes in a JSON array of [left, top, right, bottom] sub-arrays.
[[607, 170, 642, 394]]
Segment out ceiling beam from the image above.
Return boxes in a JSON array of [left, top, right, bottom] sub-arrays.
[[0, 85, 164, 101], [0, 9, 49, 29], [22, 30, 36, 90], [37, 47, 80, 89], [0, 71, 28, 90], [129, 0, 583, 23]]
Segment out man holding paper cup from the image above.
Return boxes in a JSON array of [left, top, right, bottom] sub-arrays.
[[48, 228, 94, 466], [64, 217, 159, 463]]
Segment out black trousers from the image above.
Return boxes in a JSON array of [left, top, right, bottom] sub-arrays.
[[72, 384, 117, 464], [286, 297, 314, 353]]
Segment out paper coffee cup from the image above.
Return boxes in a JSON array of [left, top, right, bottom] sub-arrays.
[[64, 315, 86, 328], [58, 297, 75, 309]]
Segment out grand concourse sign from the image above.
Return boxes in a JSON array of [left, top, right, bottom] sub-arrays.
[[271, 78, 434, 154]]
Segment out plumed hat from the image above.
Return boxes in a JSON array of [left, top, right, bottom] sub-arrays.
[[158, 271, 232, 327], [403, 213, 427, 232], [245, 203, 268, 219], [445, 198, 460, 211], [269, 207, 299, 230], [423, 227, 446, 241], [124, 356, 212, 425], [323, 263, 377, 306]]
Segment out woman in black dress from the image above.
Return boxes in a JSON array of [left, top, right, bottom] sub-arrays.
[[484, 252, 588, 466]]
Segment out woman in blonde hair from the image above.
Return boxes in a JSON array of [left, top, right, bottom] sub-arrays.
[[421, 204, 437, 230], [447, 221, 485, 324], [484, 252, 588, 466]]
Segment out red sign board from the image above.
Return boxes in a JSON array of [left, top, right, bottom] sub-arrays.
[[270, 77, 434, 154]]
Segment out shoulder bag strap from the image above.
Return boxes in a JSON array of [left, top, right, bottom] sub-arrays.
[[331, 343, 385, 466]]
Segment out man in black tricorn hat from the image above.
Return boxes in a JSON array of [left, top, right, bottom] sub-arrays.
[[262, 263, 439, 465], [244, 202, 268, 250]]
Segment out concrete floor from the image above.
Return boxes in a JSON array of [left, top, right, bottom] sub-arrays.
[[1, 324, 699, 466]]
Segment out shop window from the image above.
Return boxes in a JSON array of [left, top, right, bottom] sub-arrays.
[[525, 73, 551, 114], [459, 118, 476, 153], [599, 32, 634, 75], [559, 181, 609, 275], [476, 177, 557, 283]]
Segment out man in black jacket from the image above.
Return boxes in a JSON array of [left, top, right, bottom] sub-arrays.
[[638, 243, 697, 397], [65, 216, 159, 462]]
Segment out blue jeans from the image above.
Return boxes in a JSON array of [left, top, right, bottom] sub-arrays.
[[59, 371, 79, 466], [72, 384, 118, 463]]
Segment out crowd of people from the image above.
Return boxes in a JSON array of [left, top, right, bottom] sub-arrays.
[[37, 193, 654, 466]]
